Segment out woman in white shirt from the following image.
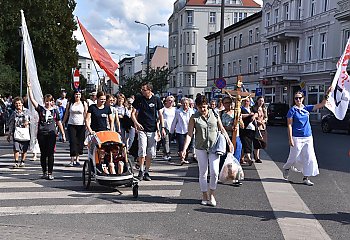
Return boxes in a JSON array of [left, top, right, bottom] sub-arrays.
[[170, 98, 194, 165], [62, 89, 88, 167], [160, 96, 176, 160]]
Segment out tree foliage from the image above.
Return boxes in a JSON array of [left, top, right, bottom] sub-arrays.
[[0, 0, 79, 97], [119, 66, 170, 98]]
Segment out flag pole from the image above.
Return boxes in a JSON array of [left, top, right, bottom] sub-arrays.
[[76, 16, 101, 91]]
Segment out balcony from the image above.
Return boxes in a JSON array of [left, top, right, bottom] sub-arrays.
[[265, 20, 303, 42], [263, 63, 302, 80], [335, 0, 350, 21]]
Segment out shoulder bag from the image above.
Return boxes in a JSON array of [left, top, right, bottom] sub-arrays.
[[14, 127, 30, 141]]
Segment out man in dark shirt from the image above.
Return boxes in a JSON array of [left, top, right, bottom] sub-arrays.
[[132, 82, 165, 181]]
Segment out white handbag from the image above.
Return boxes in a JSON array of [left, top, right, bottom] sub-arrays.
[[14, 127, 30, 141]]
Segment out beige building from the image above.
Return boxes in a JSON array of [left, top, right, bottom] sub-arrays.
[[142, 46, 169, 76], [206, 11, 262, 99], [168, 0, 261, 99]]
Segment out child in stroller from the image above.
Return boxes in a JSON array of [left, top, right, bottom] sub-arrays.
[[97, 145, 126, 175]]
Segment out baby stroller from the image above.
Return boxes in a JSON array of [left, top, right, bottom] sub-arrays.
[[82, 131, 139, 198]]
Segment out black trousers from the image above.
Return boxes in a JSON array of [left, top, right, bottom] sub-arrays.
[[67, 124, 85, 157], [37, 132, 56, 174]]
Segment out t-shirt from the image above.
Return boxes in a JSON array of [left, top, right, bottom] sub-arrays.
[[287, 105, 314, 137], [88, 104, 112, 132], [36, 105, 60, 135], [132, 95, 163, 132]]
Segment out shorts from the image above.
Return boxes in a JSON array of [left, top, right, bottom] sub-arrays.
[[138, 131, 157, 158], [13, 140, 30, 153]]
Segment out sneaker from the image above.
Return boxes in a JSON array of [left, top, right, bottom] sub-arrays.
[[65, 162, 74, 167], [283, 169, 289, 180], [47, 174, 54, 180], [41, 173, 47, 179], [137, 170, 144, 181], [303, 178, 314, 186], [167, 156, 171, 161], [74, 162, 81, 167], [200, 200, 208, 206], [143, 172, 152, 181], [19, 162, 25, 167], [255, 159, 262, 163], [207, 195, 217, 207], [163, 156, 169, 161], [232, 180, 242, 187], [12, 163, 19, 169]]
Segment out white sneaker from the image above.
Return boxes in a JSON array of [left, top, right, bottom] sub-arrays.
[[283, 169, 289, 180], [163, 156, 169, 161], [303, 179, 314, 186], [207, 195, 217, 207]]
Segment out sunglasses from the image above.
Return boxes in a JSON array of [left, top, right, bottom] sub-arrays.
[[294, 97, 303, 100]]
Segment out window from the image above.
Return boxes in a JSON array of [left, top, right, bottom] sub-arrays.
[[209, 67, 213, 79], [244, 13, 248, 18], [344, 30, 350, 46], [323, 0, 328, 12], [308, 36, 313, 60], [191, 53, 195, 65], [180, 53, 182, 65], [209, 12, 216, 23], [228, 62, 232, 75], [186, 53, 190, 64], [233, 36, 237, 49], [308, 85, 325, 106], [180, 34, 182, 46], [223, 63, 226, 76], [254, 56, 258, 72], [297, 0, 302, 19], [284, 3, 289, 20], [265, 48, 269, 66], [264, 87, 275, 103], [248, 30, 253, 44], [273, 46, 278, 65], [233, 61, 237, 75], [187, 10, 193, 24], [186, 32, 190, 44], [223, 40, 226, 52], [238, 12, 243, 21], [320, 33, 326, 59], [173, 56, 176, 66], [234, 12, 238, 23], [87, 73, 90, 80], [295, 40, 300, 63], [87, 63, 91, 69], [255, 28, 259, 42], [266, 12, 270, 27], [210, 44, 214, 56], [192, 32, 196, 44], [248, 57, 252, 73], [180, 14, 183, 26], [238, 60, 242, 74], [282, 44, 288, 63], [310, 0, 316, 17], [78, 63, 82, 68], [274, 9, 279, 24], [239, 34, 243, 48], [228, 38, 232, 51]]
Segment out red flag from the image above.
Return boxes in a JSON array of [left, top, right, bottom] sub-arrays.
[[77, 19, 119, 84]]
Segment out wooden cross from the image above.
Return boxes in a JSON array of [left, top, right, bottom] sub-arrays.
[[222, 76, 255, 151]]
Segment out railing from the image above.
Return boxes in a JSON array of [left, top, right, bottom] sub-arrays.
[[265, 20, 302, 38]]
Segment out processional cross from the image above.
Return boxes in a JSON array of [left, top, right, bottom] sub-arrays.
[[222, 76, 255, 151]]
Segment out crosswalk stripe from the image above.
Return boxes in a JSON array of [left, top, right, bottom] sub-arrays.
[[0, 203, 177, 216]]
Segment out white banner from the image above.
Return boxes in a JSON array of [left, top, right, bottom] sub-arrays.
[[325, 37, 350, 120], [21, 10, 43, 150]]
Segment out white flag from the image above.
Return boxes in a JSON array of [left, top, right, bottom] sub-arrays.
[[21, 10, 43, 150], [325, 37, 350, 120]]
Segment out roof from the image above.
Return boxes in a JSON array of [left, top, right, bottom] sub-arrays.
[[186, 0, 261, 7]]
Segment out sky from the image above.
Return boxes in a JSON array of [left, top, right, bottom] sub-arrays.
[[73, 0, 263, 60]]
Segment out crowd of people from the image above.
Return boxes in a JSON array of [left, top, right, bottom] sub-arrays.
[[1, 82, 330, 206]]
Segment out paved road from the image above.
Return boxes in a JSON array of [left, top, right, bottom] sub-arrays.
[[0, 126, 348, 239]]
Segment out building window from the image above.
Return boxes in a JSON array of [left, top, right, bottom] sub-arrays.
[[282, 44, 288, 63], [254, 56, 258, 72], [308, 36, 313, 60], [238, 60, 242, 74], [209, 67, 213, 79], [239, 12, 243, 21], [228, 62, 232, 75], [173, 56, 176, 66], [87, 63, 91, 69], [78, 63, 82, 68], [284, 3, 289, 20], [266, 12, 270, 27], [265, 48, 269, 66], [186, 32, 190, 44], [248, 30, 253, 44], [228, 38, 232, 51], [210, 44, 214, 56], [233, 36, 237, 49], [180, 34, 182, 46], [295, 40, 300, 63], [255, 27, 259, 42], [192, 32, 196, 44], [274, 9, 279, 24], [344, 30, 350, 46], [248, 57, 252, 73], [234, 12, 238, 23], [233, 61, 237, 75], [180, 14, 183, 26], [244, 13, 248, 18], [297, 0, 302, 19], [310, 0, 316, 17], [264, 87, 275, 103], [308, 85, 325, 105], [187, 10, 193, 24], [223, 63, 225, 76], [186, 53, 190, 65], [209, 12, 216, 23], [320, 33, 326, 59], [191, 53, 195, 65], [272, 46, 278, 65], [239, 34, 243, 48], [87, 73, 90, 80]]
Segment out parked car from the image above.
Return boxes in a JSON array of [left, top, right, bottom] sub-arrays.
[[267, 103, 289, 126], [321, 110, 350, 134]]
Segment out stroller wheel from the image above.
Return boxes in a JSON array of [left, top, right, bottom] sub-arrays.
[[132, 184, 139, 198], [82, 160, 91, 190]]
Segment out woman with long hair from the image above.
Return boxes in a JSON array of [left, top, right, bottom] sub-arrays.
[[27, 82, 66, 180], [62, 89, 88, 167], [252, 96, 268, 163]]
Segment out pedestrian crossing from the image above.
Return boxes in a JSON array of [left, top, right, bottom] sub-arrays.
[[0, 142, 188, 216]]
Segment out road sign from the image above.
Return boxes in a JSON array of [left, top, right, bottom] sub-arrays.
[[215, 78, 226, 89], [73, 69, 80, 89], [256, 87, 263, 96]]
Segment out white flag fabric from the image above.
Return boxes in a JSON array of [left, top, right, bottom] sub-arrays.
[[21, 10, 43, 150], [325, 37, 350, 120]]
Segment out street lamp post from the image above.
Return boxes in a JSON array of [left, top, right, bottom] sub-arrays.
[[134, 21, 165, 80]]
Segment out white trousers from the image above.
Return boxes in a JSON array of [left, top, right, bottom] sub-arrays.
[[195, 149, 220, 192], [283, 136, 319, 177]]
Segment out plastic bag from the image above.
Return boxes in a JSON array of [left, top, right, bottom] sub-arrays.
[[219, 152, 244, 183]]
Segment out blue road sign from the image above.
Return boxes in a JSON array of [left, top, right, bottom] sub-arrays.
[[215, 78, 226, 89], [256, 87, 262, 96]]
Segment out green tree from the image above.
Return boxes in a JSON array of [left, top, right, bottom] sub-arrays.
[[119, 66, 170, 97], [0, 0, 79, 97]]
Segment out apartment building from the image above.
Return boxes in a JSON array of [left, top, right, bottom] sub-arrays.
[[260, 0, 350, 120], [78, 56, 93, 84], [168, 0, 261, 99], [206, 11, 262, 100], [141, 46, 169, 77]]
